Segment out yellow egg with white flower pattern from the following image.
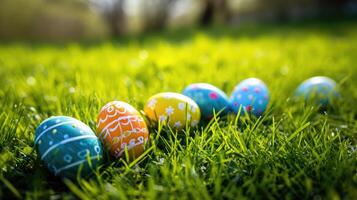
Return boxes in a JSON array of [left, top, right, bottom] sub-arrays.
[[144, 92, 200, 129]]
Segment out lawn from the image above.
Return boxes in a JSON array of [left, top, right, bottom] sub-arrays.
[[0, 20, 357, 199]]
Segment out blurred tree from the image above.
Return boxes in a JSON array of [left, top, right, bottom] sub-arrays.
[[166, 0, 205, 29], [90, 0, 126, 35], [201, 0, 229, 25], [0, 0, 108, 41], [0, 0, 355, 39], [75, 0, 357, 36], [227, 0, 356, 24], [92, 0, 170, 34]]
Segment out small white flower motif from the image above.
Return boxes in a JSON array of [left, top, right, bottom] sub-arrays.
[[258, 100, 264, 105], [129, 139, 136, 146], [138, 136, 144, 143], [191, 120, 199, 126], [248, 94, 254, 100], [148, 98, 157, 109], [237, 94, 242, 99], [49, 141, 53, 146], [178, 102, 185, 110], [190, 105, 196, 113], [107, 105, 114, 112], [52, 129, 57, 134], [64, 134, 69, 139], [163, 94, 172, 99], [159, 115, 167, 122], [186, 113, 191, 120], [166, 106, 174, 115], [174, 121, 182, 128]]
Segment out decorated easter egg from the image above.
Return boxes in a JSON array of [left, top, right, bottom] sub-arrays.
[[230, 78, 270, 116], [295, 76, 339, 106], [144, 92, 200, 129], [96, 101, 149, 159], [183, 83, 230, 119], [34, 116, 103, 179]]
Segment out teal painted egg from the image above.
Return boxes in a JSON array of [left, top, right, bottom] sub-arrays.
[[34, 116, 103, 179], [295, 76, 339, 106], [183, 83, 230, 120]]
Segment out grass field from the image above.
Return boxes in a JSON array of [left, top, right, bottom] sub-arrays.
[[0, 20, 357, 199]]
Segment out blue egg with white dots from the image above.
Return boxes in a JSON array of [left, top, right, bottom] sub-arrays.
[[35, 116, 103, 179], [230, 78, 270, 116], [183, 83, 230, 120], [295, 76, 339, 106]]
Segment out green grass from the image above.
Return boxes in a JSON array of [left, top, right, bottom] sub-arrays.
[[1, 20, 357, 199]]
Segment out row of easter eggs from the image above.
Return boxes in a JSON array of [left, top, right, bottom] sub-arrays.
[[146, 76, 339, 124], [34, 76, 339, 179]]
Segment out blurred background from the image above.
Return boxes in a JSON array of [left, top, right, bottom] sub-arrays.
[[0, 0, 357, 41]]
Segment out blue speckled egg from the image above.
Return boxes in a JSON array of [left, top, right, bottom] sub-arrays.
[[34, 116, 103, 179], [183, 83, 230, 119], [230, 78, 270, 116], [295, 76, 339, 106]]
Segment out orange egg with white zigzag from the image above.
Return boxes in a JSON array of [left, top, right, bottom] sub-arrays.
[[96, 101, 149, 160]]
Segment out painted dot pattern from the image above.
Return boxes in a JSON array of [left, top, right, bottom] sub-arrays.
[[183, 83, 230, 119], [35, 116, 103, 179], [230, 78, 270, 116], [96, 101, 149, 159], [144, 92, 200, 129], [295, 76, 339, 106]]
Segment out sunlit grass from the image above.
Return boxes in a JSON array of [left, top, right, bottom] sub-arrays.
[[0, 20, 356, 199]]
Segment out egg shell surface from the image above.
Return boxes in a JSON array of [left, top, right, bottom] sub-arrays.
[[183, 83, 230, 119], [295, 76, 339, 106], [96, 101, 149, 159], [144, 92, 200, 129], [230, 78, 270, 116], [35, 116, 103, 179]]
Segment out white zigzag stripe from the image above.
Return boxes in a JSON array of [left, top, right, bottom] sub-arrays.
[[99, 103, 112, 112], [41, 135, 98, 160], [54, 155, 102, 175], [97, 102, 134, 127], [110, 128, 148, 144], [99, 115, 143, 138], [97, 109, 126, 127], [99, 101, 127, 112], [35, 121, 77, 144], [101, 124, 123, 140], [114, 139, 148, 158]]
